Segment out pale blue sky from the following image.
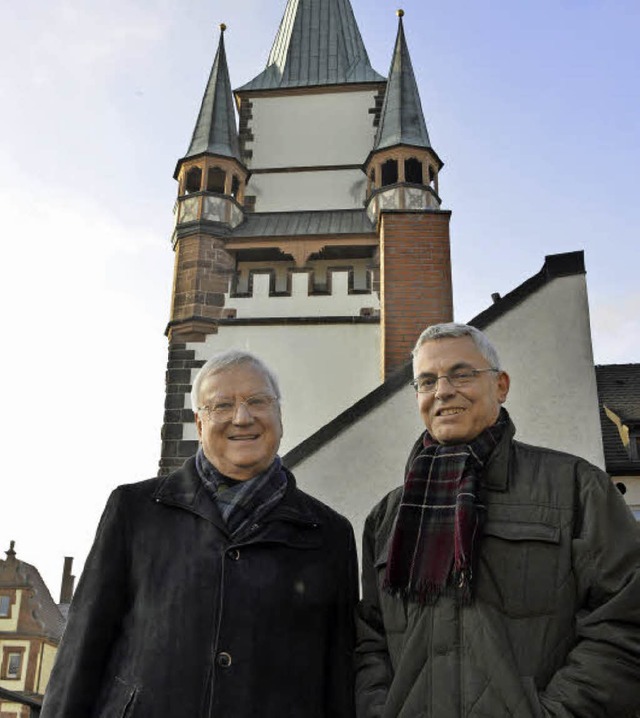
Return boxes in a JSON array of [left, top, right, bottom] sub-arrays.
[[1, 0, 638, 593]]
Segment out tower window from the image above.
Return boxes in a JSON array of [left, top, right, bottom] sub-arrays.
[[231, 175, 240, 199], [207, 167, 226, 194], [185, 167, 202, 194], [381, 159, 398, 186], [405, 158, 423, 185], [428, 165, 436, 187]]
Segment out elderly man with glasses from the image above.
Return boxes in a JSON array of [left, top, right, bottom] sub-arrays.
[[356, 322, 640, 718], [42, 350, 358, 718]]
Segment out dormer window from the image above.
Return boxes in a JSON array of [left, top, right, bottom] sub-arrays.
[[0, 594, 10, 616]]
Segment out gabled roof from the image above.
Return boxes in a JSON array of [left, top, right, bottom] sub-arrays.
[[596, 364, 640, 475], [237, 0, 384, 91], [470, 251, 585, 329], [283, 250, 587, 468], [182, 26, 241, 164], [0, 542, 65, 642], [373, 12, 432, 153]]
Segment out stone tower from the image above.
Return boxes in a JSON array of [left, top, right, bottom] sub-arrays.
[[160, 4, 452, 474]]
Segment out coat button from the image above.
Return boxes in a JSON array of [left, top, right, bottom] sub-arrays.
[[227, 549, 240, 561], [217, 651, 232, 668]]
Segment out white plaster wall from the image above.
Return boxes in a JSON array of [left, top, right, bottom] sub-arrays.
[[249, 91, 378, 168], [226, 271, 379, 318], [294, 388, 423, 550], [247, 169, 367, 212], [482, 274, 605, 468], [185, 323, 381, 452]]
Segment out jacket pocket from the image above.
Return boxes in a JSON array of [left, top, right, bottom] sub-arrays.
[[97, 676, 138, 718], [476, 519, 560, 617]]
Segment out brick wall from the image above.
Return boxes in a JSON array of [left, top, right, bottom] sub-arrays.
[[159, 344, 203, 475], [379, 210, 453, 377]]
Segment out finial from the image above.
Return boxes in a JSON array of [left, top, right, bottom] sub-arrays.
[[397, 9, 404, 17], [5, 540, 16, 560], [219, 23, 227, 32]]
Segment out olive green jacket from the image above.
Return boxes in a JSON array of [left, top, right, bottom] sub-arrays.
[[356, 421, 640, 717]]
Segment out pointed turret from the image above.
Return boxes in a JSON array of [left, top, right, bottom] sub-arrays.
[[237, 0, 384, 91], [182, 24, 241, 163], [364, 10, 443, 223], [373, 10, 431, 152], [168, 24, 248, 344]]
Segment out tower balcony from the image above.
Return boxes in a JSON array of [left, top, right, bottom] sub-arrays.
[[365, 183, 441, 224]]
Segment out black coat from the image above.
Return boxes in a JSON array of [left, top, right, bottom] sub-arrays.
[[41, 457, 358, 718]]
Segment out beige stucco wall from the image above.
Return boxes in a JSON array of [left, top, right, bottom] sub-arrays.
[[226, 270, 379, 318], [36, 642, 58, 693], [248, 91, 378, 168], [187, 322, 381, 453], [245, 90, 378, 211], [482, 273, 604, 468]]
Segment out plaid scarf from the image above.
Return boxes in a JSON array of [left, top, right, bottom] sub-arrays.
[[195, 448, 287, 540], [384, 409, 508, 604]]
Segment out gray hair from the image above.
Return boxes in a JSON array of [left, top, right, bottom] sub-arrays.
[[190, 349, 281, 415], [412, 322, 502, 370]]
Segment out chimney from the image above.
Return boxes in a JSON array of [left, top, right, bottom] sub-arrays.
[[59, 556, 75, 604]]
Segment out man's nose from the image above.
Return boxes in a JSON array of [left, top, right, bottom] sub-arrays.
[[231, 401, 254, 424], [434, 375, 456, 399]]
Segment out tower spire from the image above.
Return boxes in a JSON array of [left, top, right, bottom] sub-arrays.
[[183, 23, 241, 163], [237, 0, 384, 91], [374, 10, 431, 152]]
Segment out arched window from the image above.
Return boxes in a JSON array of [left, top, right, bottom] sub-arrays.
[[405, 158, 423, 185], [381, 159, 398, 186], [231, 175, 240, 199], [207, 167, 226, 193], [185, 166, 202, 194], [428, 165, 436, 187]]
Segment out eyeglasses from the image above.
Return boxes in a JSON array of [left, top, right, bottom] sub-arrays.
[[411, 368, 499, 393], [198, 393, 278, 423]]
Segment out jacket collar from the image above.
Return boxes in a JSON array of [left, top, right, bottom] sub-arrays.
[[152, 457, 323, 529], [482, 415, 515, 491]]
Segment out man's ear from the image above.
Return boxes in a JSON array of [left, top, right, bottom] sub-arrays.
[[497, 371, 510, 404], [195, 412, 203, 440]]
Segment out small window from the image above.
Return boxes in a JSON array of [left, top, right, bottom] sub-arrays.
[[0, 594, 10, 617], [7, 652, 22, 678], [231, 175, 240, 199], [207, 167, 226, 193], [1, 647, 24, 680], [404, 158, 423, 184], [185, 166, 202, 194], [381, 159, 398, 186]]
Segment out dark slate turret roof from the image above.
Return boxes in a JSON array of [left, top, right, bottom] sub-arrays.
[[184, 26, 241, 162], [373, 12, 431, 152], [237, 0, 384, 91]]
